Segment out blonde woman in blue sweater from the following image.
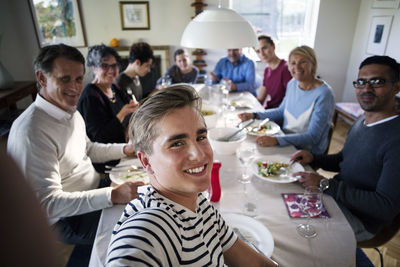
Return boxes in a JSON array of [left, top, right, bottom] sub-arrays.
[[239, 45, 334, 155]]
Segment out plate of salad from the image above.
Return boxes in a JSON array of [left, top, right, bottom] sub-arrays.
[[250, 156, 304, 183], [245, 120, 280, 136], [109, 159, 149, 185]]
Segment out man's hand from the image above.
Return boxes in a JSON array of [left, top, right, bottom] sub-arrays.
[[256, 135, 278, 147], [224, 78, 237, 91], [123, 144, 136, 157], [290, 150, 314, 165], [209, 72, 217, 82], [111, 180, 145, 204], [294, 171, 324, 188], [238, 112, 254, 121]]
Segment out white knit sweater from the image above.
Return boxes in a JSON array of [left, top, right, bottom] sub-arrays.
[[7, 94, 125, 224]]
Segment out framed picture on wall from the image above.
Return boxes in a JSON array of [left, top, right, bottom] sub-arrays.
[[119, 1, 150, 30], [28, 0, 87, 48], [372, 0, 400, 9], [366, 16, 393, 55]]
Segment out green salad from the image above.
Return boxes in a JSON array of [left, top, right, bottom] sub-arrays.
[[257, 161, 289, 177]]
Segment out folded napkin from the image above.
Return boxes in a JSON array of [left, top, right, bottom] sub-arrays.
[[281, 193, 330, 218]]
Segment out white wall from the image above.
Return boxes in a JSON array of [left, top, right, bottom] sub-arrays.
[[313, 0, 361, 102], [0, 0, 38, 81], [4, 0, 397, 106], [0, 0, 194, 82], [343, 0, 400, 102], [203, 0, 363, 103]]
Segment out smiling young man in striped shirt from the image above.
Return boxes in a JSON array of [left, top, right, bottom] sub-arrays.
[[106, 85, 276, 266]]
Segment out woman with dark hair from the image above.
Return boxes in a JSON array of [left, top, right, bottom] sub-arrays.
[[256, 35, 292, 109], [78, 44, 138, 173], [157, 48, 199, 87]]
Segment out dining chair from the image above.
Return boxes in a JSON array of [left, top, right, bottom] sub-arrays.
[[357, 213, 400, 267], [324, 122, 334, 155]]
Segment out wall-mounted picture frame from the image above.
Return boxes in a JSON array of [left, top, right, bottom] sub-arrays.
[[366, 16, 393, 55], [28, 0, 87, 48], [372, 0, 400, 9], [119, 1, 150, 30]]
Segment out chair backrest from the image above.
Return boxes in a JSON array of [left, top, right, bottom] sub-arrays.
[[357, 213, 400, 248], [324, 122, 335, 155]]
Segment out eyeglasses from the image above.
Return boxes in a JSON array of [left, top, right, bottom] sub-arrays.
[[352, 78, 395, 89], [100, 63, 118, 70]]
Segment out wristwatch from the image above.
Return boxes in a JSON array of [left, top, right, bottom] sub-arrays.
[[320, 178, 329, 191]]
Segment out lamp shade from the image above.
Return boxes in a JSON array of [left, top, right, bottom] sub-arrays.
[[180, 7, 258, 49]]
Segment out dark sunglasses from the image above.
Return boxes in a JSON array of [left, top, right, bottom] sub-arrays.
[[352, 78, 395, 89], [100, 63, 118, 70]]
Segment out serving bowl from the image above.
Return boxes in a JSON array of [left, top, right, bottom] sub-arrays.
[[208, 127, 246, 155]]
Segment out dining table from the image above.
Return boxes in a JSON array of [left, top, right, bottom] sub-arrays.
[[89, 87, 356, 267]]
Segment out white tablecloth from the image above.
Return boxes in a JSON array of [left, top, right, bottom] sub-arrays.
[[89, 91, 356, 267]]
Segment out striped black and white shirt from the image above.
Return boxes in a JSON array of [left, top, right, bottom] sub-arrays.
[[106, 186, 237, 266]]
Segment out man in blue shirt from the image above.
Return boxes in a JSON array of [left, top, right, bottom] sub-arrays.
[[210, 49, 260, 96]]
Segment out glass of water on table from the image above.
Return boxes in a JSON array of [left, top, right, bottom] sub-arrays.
[[236, 144, 257, 217]]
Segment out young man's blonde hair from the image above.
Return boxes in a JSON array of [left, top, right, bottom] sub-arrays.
[[129, 85, 203, 154], [288, 45, 318, 77]]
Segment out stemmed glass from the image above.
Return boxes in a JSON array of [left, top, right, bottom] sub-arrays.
[[296, 186, 323, 238], [160, 76, 172, 88], [236, 145, 256, 216], [220, 80, 235, 111]]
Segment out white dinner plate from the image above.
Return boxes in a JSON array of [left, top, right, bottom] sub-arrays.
[[223, 213, 274, 257], [231, 99, 253, 109], [251, 156, 304, 183], [109, 158, 149, 185], [245, 120, 280, 136]]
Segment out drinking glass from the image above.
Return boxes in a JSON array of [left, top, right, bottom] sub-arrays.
[[160, 76, 172, 88], [220, 80, 235, 111], [296, 186, 323, 238], [236, 145, 256, 216]]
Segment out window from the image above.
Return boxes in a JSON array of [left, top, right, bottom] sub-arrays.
[[230, 0, 320, 60]]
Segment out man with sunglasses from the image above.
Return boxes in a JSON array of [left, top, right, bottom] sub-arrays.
[[7, 44, 144, 265], [290, 55, 400, 242]]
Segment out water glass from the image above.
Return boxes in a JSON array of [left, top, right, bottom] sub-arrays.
[[220, 80, 234, 111], [236, 145, 257, 216], [296, 186, 323, 238]]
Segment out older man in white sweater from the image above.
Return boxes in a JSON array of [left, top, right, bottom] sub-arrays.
[[7, 44, 143, 264]]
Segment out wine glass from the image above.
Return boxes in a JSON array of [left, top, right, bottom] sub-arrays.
[[160, 75, 172, 88], [296, 186, 323, 238], [220, 80, 235, 111], [236, 145, 256, 216]]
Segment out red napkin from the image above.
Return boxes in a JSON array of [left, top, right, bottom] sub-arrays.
[[281, 193, 330, 218]]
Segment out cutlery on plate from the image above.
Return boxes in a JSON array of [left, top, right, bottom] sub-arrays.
[[257, 117, 270, 130], [104, 167, 144, 174], [105, 164, 143, 170], [233, 227, 279, 265], [218, 119, 255, 142]]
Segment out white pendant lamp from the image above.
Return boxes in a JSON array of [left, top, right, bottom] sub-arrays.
[[180, 6, 258, 49]]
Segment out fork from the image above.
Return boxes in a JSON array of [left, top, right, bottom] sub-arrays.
[[126, 87, 137, 102]]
